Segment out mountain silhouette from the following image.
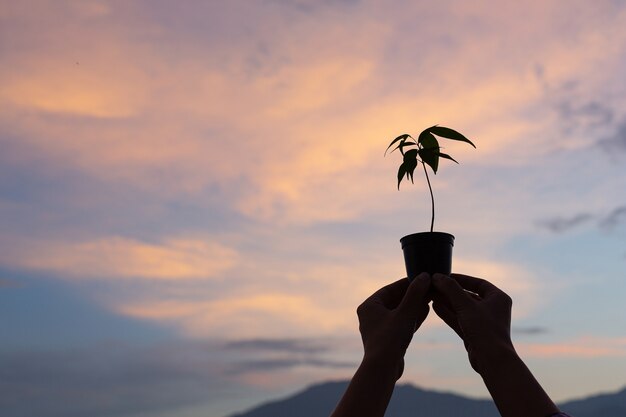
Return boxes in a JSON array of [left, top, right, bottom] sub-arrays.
[[226, 380, 626, 417]]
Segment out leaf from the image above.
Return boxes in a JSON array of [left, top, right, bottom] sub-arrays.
[[403, 149, 418, 183], [436, 152, 459, 164], [428, 125, 476, 148], [418, 147, 439, 173], [417, 131, 440, 173], [396, 163, 406, 189], [385, 134, 411, 155], [388, 139, 417, 155], [397, 150, 418, 189], [404, 148, 418, 160], [417, 130, 440, 151]]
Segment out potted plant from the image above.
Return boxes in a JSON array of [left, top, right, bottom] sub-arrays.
[[385, 125, 475, 279]]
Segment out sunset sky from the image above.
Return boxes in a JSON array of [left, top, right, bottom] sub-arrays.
[[1, 1, 626, 416]]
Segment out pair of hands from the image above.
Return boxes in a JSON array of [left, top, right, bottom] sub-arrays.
[[357, 272, 514, 378]]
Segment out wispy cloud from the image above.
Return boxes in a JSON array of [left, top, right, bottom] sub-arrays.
[[537, 213, 593, 233], [0, 236, 237, 280], [536, 205, 626, 233], [2, 2, 626, 414], [519, 336, 626, 358], [598, 119, 626, 154], [115, 292, 357, 339], [513, 326, 550, 336], [222, 338, 357, 375], [599, 205, 626, 230], [224, 338, 331, 354], [227, 357, 355, 375]]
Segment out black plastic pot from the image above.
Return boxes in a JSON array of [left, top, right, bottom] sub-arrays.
[[400, 232, 454, 280]]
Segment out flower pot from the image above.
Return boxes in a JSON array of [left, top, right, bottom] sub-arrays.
[[400, 232, 454, 280]]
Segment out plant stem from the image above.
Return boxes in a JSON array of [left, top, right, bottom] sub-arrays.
[[422, 161, 435, 232]]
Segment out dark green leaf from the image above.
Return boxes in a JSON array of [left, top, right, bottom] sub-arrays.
[[396, 163, 406, 189], [403, 150, 418, 183], [404, 148, 418, 160], [428, 125, 476, 148], [385, 134, 411, 155], [407, 165, 414, 183], [397, 150, 418, 188], [418, 147, 439, 174], [388, 140, 417, 155], [436, 152, 459, 164], [417, 131, 440, 151]]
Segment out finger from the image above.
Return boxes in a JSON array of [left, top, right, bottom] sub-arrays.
[[432, 301, 463, 339], [450, 273, 502, 299], [432, 273, 472, 312], [366, 278, 410, 309], [397, 272, 431, 319], [414, 303, 430, 331]]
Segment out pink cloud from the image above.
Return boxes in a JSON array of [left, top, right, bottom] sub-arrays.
[[518, 336, 626, 358]]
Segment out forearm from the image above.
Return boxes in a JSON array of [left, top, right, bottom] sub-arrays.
[[476, 347, 559, 417], [329, 356, 400, 417]]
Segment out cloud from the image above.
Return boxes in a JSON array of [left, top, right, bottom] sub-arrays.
[[107, 256, 544, 342], [535, 205, 626, 234], [598, 120, 626, 154], [599, 205, 626, 230], [0, 342, 237, 417], [537, 213, 593, 233], [452, 258, 542, 319], [512, 326, 549, 336], [518, 336, 626, 358], [1, 61, 147, 118], [115, 292, 357, 339], [1, 0, 624, 237], [227, 357, 355, 375], [221, 338, 357, 375], [0, 236, 238, 280], [224, 338, 331, 354], [555, 100, 614, 132]]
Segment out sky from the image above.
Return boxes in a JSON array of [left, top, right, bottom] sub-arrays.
[[1, 0, 626, 416]]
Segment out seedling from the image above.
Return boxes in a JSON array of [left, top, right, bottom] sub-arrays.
[[385, 126, 476, 233]]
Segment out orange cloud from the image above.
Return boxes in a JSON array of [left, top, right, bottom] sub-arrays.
[[0, 236, 237, 280], [116, 292, 356, 339], [519, 336, 626, 358], [2, 62, 147, 118], [5, 0, 621, 231], [108, 256, 543, 339]]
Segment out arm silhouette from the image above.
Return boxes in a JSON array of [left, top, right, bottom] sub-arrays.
[[432, 273, 564, 417], [330, 273, 431, 417]]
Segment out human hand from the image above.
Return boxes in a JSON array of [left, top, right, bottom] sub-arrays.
[[431, 273, 514, 374], [356, 272, 431, 379]]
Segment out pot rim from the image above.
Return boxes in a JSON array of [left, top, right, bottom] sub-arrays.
[[400, 231, 455, 248]]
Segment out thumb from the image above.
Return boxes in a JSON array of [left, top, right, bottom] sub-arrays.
[[432, 300, 463, 338], [432, 273, 472, 313], [397, 272, 431, 319]]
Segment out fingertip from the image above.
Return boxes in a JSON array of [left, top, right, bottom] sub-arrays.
[[409, 272, 430, 282], [431, 273, 462, 297], [412, 272, 430, 282], [398, 273, 431, 314], [409, 274, 431, 293], [431, 273, 448, 288]]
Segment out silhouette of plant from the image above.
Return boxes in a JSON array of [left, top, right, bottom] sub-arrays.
[[385, 126, 476, 232]]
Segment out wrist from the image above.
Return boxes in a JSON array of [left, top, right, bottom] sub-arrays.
[[362, 353, 405, 381], [471, 341, 519, 376], [473, 346, 560, 417]]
